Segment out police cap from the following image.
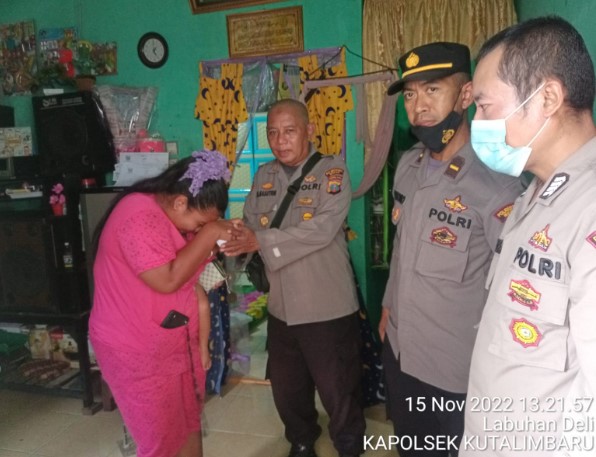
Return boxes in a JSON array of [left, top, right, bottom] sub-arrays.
[[387, 42, 471, 95]]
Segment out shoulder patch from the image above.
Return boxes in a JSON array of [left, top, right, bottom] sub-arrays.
[[586, 230, 596, 250], [325, 168, 344, 194], [494, 203, 514, 222]]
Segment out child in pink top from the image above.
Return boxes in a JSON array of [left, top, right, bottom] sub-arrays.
[[89, 150, 237, 457]]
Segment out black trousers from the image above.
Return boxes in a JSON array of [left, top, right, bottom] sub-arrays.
[[382, 339, 465, 457], [267, 313, 366, 455]]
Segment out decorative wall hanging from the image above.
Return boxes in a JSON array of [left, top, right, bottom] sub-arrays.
[[190, 0, 281, 14], [226, 6, 303, 58], [0, 21, 37, 95]]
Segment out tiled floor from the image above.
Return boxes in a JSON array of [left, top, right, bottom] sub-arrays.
[[0, 320, 395, 457]]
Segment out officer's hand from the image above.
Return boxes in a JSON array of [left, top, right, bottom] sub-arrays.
[[220, 226, 259, 257], [378, 307, 391, 342]]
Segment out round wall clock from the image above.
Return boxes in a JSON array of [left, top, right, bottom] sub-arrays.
[[137, 32, 169, 69]]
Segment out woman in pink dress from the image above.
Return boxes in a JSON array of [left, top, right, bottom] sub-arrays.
[[89, 150, 236, 457]]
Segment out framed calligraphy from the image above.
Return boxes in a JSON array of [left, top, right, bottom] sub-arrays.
[[226, 6, 303, 58], [189, 0, 282, 14]]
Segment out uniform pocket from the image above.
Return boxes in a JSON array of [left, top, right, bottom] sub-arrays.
[[249, 198, 277, 229], [488, 266, 570, 372], [415, 219, 472, 282]]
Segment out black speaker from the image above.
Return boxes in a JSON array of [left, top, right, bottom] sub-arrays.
[[32, 92, 115, 176], [0, 214, 89, 314]]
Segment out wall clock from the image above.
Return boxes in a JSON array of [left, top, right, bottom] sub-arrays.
[[137, 32, 169, 68]]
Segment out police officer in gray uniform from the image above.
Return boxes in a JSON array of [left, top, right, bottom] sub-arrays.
[[461, 17, 596, 457], [378, 42, 525, 457], [222, 99, 365, 457]]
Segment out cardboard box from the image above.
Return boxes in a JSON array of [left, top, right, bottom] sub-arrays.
[[0, 127, 33, 158]]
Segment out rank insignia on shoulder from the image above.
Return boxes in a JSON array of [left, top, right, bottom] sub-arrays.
[[494, 203, 514, 222], [393, 190, 406, 204], [444, 156, 465, 178], [510, 318, 542, 348], [325, 168, 344, 194], [443, 195, 467, 213], [260, 215, 269, 227], [529, 224, 552, 252], [540, 173, 569, 199], [586, 230, 596, 250]]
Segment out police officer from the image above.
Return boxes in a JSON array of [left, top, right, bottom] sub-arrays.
[[461, 17, 596, 457], [221, 99, 365, 457], [378, 42, 525, 456]]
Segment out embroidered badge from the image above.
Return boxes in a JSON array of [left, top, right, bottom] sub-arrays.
[[444, 156, 465, 179], [261, 182, 273, 190], [405, 52, 420, 68], [540, 173, 569, 199], [259, 215, 269, 227], [430, 227, 457, 248], [443, 195, 468, 213], [442, 129, 455, 144], [529, 224, 552, 252], [587, 230, 596, 249], [510, 318, 542, 348], [392, 206, 401, 224], [325, 168, 344, 194], [508, 279, 541, 311], [494, 203, 513, 222], [298, 197, 313, 206], [302, 212, 313, 221], [304, 175, 317, 183]]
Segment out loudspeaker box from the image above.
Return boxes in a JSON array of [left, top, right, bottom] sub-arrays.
[[32, 92, 115, 176]]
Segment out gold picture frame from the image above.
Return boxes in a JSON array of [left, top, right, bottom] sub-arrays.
[[226, 6, 304, 58], [189, 0, 281, 14]]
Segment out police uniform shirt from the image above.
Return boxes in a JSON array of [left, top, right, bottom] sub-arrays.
[[461, 138, 596, 456], [382, 142, 524, 393], [243, 151, 358, 325]]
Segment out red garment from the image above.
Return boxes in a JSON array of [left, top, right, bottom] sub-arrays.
[[90, 193, 207, 457]]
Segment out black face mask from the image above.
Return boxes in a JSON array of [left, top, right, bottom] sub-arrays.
[[410, 111, 463, 152]]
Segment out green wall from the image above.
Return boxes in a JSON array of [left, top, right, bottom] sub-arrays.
[[515, 0, 596, 118], [0, 0, 373, 303]]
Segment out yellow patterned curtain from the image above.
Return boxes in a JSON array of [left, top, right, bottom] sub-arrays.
[[195, 62, 248, 163], [363, 0, 516, 156], [298, 49, 353, 155]]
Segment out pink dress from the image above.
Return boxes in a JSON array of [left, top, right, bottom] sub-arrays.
[[89, 193, 207, 457]]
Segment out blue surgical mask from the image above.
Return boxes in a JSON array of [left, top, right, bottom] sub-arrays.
[[471, 82, 549, 177]]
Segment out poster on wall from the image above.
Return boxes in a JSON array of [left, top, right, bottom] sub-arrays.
[[0, 20, 37, 96], [38, 27, 78, 79]]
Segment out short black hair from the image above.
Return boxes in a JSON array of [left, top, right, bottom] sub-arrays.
[[477, 15, 595, 112]]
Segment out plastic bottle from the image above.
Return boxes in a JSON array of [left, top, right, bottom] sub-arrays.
[[63, 242, 73, 269]]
